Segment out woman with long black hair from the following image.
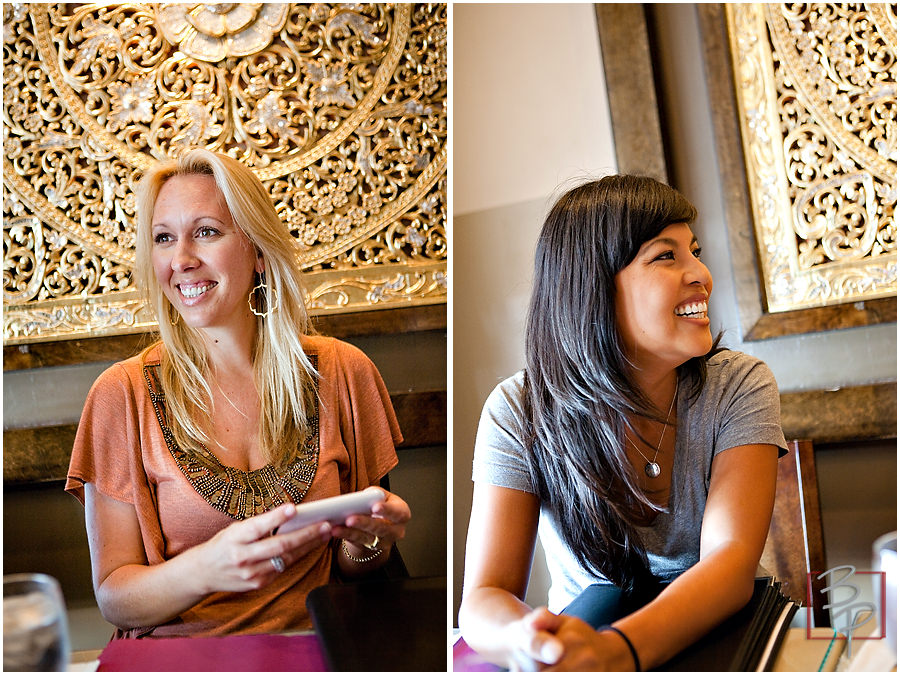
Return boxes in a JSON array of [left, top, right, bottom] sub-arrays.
[[459, 175, 785, 670]]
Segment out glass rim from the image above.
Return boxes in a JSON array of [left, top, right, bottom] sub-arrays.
[[3, 572, 63, 592]]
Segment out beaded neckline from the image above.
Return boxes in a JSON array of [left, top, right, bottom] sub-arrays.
[[143, 359, 319, 520]]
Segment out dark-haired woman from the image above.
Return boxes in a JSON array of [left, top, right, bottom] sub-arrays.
[[459, 175, 786, 671]]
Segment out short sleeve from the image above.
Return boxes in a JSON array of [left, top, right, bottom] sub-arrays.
[[472, 373, 535, 494], [65, 362, 148, 505], [333, 341, 401, 491], [712, 356, 788, 457]]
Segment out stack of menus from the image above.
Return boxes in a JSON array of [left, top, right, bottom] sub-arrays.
[[660, 577, 798, 671], [565, 576, 799, 671]]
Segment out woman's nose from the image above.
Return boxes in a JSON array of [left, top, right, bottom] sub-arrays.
[[171, 241, 199, 272], [685, 256, 713, 289]]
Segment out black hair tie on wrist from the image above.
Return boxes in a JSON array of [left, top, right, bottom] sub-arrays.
[[601, 625, 641, 671]]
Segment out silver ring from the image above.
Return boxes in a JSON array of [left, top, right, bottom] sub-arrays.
[[270, 555, 286, 573], [364, 534, 380, 552]]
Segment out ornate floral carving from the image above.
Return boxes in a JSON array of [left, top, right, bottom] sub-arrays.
[[3, 3, 447, 344], [155, 4, 290, 63], [726, 4, 895, 312]]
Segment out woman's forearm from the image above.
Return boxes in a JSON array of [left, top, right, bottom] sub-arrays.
[[94, 545, 209, 629], [87, 495, 327, 631], [616, 443, 777, 669], [458, 586, 537, 665], [614, 543, 759, 669]]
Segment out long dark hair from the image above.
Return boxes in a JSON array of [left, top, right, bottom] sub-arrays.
[[522, 175, 715, 592]]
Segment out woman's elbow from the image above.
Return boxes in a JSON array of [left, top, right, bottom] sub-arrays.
[[457, 585, 483, 633], [723, 555, 761, 613], [94, 587, 129, 630], [734, 574, 756, 607], [458, 585, 502, 636], [94, 579, 147, 631]]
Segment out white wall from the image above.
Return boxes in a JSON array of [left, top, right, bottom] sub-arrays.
[[454, 3, 616, 216], [452, 2, 617, 621]]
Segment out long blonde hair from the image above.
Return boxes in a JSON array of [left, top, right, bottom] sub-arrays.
[[134, 149, 318, 468]]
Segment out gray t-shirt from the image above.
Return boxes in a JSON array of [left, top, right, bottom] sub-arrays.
[[472, 350, 787, 612]]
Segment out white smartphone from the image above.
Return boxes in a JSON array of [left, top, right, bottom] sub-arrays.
[[276, 486, 386, 535]]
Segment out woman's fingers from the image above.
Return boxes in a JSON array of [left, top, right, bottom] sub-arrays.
[[244, 520, 332, 570], [223, 490, 410, 581], [230, 503, 299, 544], [372, 490, 412, 522], [332, 514, 406, 551], [335, 489, 410, 548], [200, 506, 333, 592], [502, 608, 565, 669]]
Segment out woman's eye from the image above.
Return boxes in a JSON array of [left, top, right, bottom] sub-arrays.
[[654, 251, 675, 261], [153, 233, 172, 244], [692, 247, 703, 259], [197, 226, 220, 237]]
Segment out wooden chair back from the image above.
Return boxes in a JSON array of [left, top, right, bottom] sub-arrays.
[[760, 439, 830, 627]]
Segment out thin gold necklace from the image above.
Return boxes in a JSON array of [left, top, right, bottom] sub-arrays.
[[626, 381, 678, 479]]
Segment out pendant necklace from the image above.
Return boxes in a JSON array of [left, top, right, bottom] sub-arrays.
[[626, 381, 678, 478]]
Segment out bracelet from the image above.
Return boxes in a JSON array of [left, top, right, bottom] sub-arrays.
[[341, 539, 383, 564], [601, 625, 641, 672]]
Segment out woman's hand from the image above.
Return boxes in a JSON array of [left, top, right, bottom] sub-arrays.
[[494, 608, 632, 672], [530, 614, 634, 672], [498, 607, 565, 671], [330, 488, 411, 567], [193, 503, 332, 594], [332, 488, 411, 551]]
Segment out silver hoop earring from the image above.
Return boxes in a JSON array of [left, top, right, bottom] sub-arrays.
[[249, 281, 279, 318]]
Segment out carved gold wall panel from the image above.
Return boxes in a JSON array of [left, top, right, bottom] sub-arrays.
[[3, 3, 447, 344], [726, 3, 895, 312]]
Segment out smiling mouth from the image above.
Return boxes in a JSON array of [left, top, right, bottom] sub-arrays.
[[178, 282, 216, 299], [675, 301, 708, 319]]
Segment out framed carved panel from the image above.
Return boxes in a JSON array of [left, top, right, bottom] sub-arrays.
[[3, 3, 447, 346], [700, 4, 895, 339]]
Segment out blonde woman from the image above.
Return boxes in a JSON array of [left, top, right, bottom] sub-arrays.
[[66, 149, 410, 638]]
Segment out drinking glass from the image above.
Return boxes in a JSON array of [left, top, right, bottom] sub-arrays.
[[3, 573, 70, 671]]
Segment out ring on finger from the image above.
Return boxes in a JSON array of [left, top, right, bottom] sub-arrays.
[[270, 555, 286, 573], [363, 534, 380, 552]]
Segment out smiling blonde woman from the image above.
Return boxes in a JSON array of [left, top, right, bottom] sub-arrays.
[[67, 149, 411, 639]]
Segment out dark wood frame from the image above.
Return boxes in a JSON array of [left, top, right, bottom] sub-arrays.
[[594, 4, 668, 184], [779, 382, 896, 445]]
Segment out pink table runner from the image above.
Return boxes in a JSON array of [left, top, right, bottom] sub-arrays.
[[453, 637, 501, 672], [97, 633, 327, 672]]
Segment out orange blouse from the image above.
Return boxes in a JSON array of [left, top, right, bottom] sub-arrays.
[[66, 335, 401, 638]]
